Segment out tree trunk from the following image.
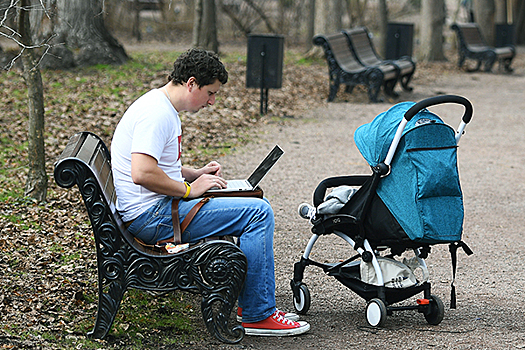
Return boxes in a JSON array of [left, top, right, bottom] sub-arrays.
[[314, 0, 342, 35], [495, 0, 507, 23], [132, 0, 142, 42], [305, 0, 315, 51], [304, 0, 343, 57], [418, 0, 446, 61], [192, 0, 218, 52], [53, 0, 128, 67], [377, 0, 388, 58], [473, 0, 495, 45], [193, 0, 204, 47], [19, 0, 47, 202], [346, 0, 369, 27]]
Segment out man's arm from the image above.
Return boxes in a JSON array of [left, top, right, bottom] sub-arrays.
[[131, 153, 226, 198]]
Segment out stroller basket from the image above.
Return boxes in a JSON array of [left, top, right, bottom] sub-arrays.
[[291, 95, 474, 328]]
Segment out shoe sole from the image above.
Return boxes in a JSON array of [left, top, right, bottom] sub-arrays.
[[244, 323, 310, 337]]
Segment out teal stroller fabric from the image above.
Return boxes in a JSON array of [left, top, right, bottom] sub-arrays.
[[354, 102, 463, 244]]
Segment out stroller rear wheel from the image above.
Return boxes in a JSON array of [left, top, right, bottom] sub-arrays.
[[292, 283, 311, 315], [366, 298, 387, 327], [424, 294, 445, 325]]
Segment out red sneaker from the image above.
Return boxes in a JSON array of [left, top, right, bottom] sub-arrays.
[[237, 307, 299, 322], [242, 310, 310, 336]]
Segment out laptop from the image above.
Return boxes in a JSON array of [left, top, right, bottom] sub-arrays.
[[206, 145, 284, 193]]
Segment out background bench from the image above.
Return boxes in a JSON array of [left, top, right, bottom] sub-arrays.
[[313, 32, 398, 102], [343, 26, 416, 92], [53, 131, 247, 343], [451, 23, 515, 72]]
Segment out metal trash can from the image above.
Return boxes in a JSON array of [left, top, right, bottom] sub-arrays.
[[495, 24, 515, 47], [385, 23, 414, 60], [246, 34, 284, 114]]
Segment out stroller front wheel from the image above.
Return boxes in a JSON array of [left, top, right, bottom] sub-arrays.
[[292, 283, 311, 315], [424, 294, 445, 325], [366, 298, 387, 327]]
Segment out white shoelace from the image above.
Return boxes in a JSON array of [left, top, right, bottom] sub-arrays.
[[273, 311, 296, 325]]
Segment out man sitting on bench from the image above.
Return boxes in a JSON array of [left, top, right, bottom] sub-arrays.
[[110, 48, 310, 337]]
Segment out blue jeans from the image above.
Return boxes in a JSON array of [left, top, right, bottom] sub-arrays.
[[127, 196, 276, 323]]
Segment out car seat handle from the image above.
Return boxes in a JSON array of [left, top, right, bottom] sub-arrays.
[[404, 95, 473, 124]]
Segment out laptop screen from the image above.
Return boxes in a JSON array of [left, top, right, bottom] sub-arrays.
[[247, 145, 284, 187]]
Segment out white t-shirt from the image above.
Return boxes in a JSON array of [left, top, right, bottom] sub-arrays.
[[111, 89, 183, 222]]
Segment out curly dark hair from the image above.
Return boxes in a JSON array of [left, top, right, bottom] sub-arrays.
[[168, 48, 228, 87]]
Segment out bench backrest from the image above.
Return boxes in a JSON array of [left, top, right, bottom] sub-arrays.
[[343, 27, 382, 67], [57, 132, 116, 208], [451, 23, 488, 49], [54, 132, 159, 255], [314, 32, 365, 73]]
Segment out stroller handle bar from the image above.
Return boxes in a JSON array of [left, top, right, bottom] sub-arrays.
[[404, 95, 473, 123], [384, 95, 473, 166]]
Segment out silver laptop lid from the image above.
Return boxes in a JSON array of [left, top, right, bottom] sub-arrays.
[[247, 145, 284, 188]]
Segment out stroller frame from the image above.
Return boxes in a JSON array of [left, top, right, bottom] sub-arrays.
[[291, 95, 473, 327]]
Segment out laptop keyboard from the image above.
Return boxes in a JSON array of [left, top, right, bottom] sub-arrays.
[[226, 180, 249, 189]]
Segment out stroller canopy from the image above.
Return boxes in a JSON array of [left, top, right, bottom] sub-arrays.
[[354, 102, 464, 244]]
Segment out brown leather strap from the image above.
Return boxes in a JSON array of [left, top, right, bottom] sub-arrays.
[[171, 198, 182, 244], [157, 197, 211, 246], [181, 196, 211, 232]]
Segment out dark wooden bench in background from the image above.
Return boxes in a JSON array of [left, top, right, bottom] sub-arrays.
[[53, 131, 247, 343], [451, 22, 515, 72], [314, 32, 399, 103], [343, 26, 416, 93]]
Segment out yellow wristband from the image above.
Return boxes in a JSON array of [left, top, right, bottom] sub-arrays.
[[182, 182, 191, 199]]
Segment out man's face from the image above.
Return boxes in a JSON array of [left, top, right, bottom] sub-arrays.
[[187, 78, 222, 113]]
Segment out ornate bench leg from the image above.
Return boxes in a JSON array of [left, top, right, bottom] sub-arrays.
[[502, 57, 514, 73], [457, 53, 465, 69], [483, 52, 496, 72], [328, 75, 340, 102], [400, 72, 414, 92], [196, 242, 247, 344], [88, 281, 125, 339], [367, 69, 383, 103], [383, 79, 399, 98]]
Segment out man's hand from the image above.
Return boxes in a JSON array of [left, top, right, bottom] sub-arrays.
[[188, 173, 227, 197], [200, 161, 222, 177]]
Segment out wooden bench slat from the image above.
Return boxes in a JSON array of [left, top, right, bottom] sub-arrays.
[[77, 133, 100, 165], [343, 27, 416, 93]]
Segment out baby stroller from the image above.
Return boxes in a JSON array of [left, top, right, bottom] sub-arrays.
[[291, 95, 474, 327]]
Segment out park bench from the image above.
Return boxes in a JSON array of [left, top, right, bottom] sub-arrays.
[[313, 32, 398, 103], [450, 23, 515, 72], [342, 26, 416, 92], [53, 131, 247, 343]]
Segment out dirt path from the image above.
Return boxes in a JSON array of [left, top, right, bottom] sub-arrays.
[[198, 48, 525, 350]]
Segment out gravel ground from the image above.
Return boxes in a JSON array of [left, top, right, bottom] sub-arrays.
[[201, 48, 525, 350]]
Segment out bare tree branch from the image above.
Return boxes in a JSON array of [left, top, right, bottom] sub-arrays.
[[243, 0, 276, 33], [1, 0, 59, 71]]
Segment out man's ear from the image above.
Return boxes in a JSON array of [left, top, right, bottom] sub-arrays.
[[187, 77, 197, 91]]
